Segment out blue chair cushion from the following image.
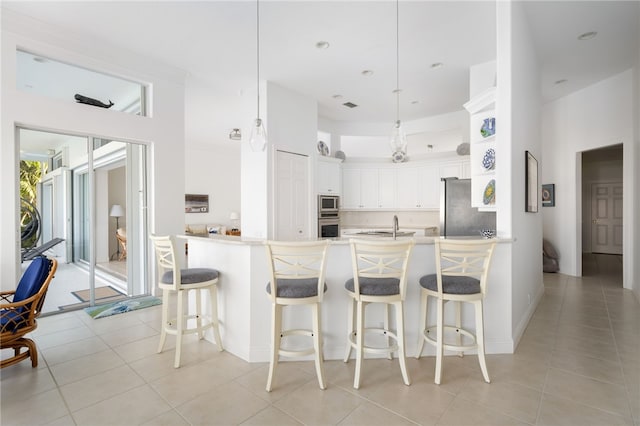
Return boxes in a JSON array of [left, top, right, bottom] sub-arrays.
[[161, 268, 219, 285], [14, 257, 51, 304], [419, 274, 481, 295], [345, 277, 400, 296], [266, 278, 327, 298]]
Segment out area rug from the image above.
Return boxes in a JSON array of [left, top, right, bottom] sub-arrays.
[[84, 296, 162, 319], [71, 286, 124, 303]]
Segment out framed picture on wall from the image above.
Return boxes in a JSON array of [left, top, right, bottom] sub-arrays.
[[542, 184, 555, 207], [525, 151, 538, 213], [185, 194, 209, 213]]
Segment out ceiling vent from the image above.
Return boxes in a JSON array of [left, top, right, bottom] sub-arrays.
[[342, 102, 358, 108]]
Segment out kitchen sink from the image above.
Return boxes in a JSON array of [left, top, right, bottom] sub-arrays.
[[355, 230, 416, 237]]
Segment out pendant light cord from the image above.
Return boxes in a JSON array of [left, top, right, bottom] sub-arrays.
[[395, 0, 400, 123], [256, 0, 261, 120]]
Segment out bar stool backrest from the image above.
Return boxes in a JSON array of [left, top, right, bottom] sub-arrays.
[[434, 239, 496, 298], [150, 235, 182, 292], [349, 239, 415, 300], [265, 240, 330, 303]]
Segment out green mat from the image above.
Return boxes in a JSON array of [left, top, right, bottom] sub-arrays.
[[84, 296, 161, 319]]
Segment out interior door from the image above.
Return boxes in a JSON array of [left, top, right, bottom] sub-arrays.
[[275, 151, 309, 240], [591, 182, 623, 254]]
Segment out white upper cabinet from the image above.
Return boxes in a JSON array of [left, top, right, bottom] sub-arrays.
[[316, 156, 342, 195], [341, 156, 468, 211], [343, 168, 378, 209]]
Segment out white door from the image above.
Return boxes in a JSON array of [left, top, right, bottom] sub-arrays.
[[276, 151, 309, 240], [591, 182, 623, 254], [342, 168, 362, 208]]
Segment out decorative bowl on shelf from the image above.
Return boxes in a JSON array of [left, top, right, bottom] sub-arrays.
[[479, 229, 496, 239]]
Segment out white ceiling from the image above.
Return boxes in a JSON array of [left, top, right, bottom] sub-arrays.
[[4, 1, 639, 149]]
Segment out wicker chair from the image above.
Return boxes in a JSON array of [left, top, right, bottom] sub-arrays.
[[1, 256, 57, 368]]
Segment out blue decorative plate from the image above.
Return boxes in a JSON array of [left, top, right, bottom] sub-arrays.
[[482, 148, 495, 171], [483, 179, 496, 205]]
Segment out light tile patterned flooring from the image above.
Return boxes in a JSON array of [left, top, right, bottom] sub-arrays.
[[1, 254, 638, 425]]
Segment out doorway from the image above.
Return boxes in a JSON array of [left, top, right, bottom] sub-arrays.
[[581, 144, 623, 256], [18, 127, 150, 314]]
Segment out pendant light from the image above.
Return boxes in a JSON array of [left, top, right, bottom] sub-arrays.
[[389, 0, 407, 161], [249, 0, 267, 152]]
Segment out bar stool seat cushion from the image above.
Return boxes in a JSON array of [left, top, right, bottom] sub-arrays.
[[161, 268, 219, 285], [266, 278, 327, 298], [419, 274, 480, 295], [345, 277, 400, 296]]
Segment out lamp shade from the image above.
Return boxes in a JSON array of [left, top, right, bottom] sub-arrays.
[[110, 204, 125, 217]]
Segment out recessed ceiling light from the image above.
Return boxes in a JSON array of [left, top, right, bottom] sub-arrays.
[[332, 94, 343, 100], [32, 56, 48, 63], [361, 70, 374, 76], [578, 31, 597, 41], [554, 79, 568, 85], [430, 62, 444, 69], [392, 88, 402, 94], [411, 100, 420, 105], [315, 41, 330, 49]]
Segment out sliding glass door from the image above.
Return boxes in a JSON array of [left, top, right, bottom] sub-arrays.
[[19, 127, 150, 313]]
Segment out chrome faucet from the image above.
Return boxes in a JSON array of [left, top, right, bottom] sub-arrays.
[[393, 215, 399, 240]]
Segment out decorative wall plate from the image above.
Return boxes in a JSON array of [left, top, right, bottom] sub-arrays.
[[335, 150, 346, 160], [483, 179, 496, 205], [482, 148, 496, 171], [317, 140, 329, 156], [480, 117, 495, 138], [392, 150, 406, 163]]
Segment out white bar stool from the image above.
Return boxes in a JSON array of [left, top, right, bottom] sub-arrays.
[[415, 238, 496, 384], [150, 235, 224, 368], [264, 240, 330, 392], [343, 239, 415, 389]]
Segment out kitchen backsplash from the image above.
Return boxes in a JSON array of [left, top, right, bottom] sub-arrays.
[[341, 210, 440, 233]]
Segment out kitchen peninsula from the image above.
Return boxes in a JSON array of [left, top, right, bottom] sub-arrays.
[[183, 234, 521, 363]]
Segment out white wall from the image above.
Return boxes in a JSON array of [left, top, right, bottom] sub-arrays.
[[502, 1, 544, 343], [541, 70, 634, 286], [1, 10, 186, 287], [241, 81, 318, 239]]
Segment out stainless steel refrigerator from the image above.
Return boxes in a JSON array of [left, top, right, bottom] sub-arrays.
[[440, 178, 496, 237]]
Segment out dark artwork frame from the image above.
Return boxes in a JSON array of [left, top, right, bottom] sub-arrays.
[[542, 184, 555, 207], [185, 194, 209, 213], [525, 151, 538, 213]]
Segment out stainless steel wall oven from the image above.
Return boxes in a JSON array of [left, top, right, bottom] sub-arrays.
[[318, 195, 340, 239]]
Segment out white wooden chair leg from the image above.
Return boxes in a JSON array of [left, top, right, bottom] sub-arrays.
[[195, 288, 203, 340], [266, 303, 282, 392], [157, 290, 170, 354], [312, 303, 326, 390], [344, 298, 354, 362], [455, 300, 463, 357], [209, 285, 224, 351], [475, 300, 490, 383], [395, 301, 410, 386], [353, 300, 364, 389], [175, 290, 185, 368], [435, 297, 444, 384], [384, 303, 392, 360], [415, 290, 428, 359]]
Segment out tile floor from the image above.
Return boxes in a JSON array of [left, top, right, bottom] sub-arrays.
[[2, 254, 638, 425]]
